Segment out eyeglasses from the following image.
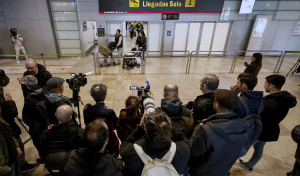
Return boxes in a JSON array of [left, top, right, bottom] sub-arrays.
[[25, 65, 36, 69]]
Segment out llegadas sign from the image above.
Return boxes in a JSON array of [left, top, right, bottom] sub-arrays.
[[99, 0, 224, 14]]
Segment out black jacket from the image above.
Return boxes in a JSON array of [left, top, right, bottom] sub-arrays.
[[0, 88, 20, 137], [45, 92, 72, 124], [64, 148, 123, 176], [22, 64, 52, 98], [120, 126, 191, 176], [189, 112, 248, 176], [186, 92, 215, 123], [235, 90, 264, 117], [161, 97, 190, 135], [258, 91, 297, 141], [292, 125, 300, 164], [244, 62, 262, 77], [40, 122, 84, 160], [135, 36, 147, 48], [23, 87, 49, 128], [83, 103, 119, 153]]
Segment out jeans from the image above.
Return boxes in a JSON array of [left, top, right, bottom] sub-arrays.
[[6, 162, 16, 176], [246, 140, 266, 168], [138, 46, 147, 57]]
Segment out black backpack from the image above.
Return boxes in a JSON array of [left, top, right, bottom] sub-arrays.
[[239, 97, 264, 151]]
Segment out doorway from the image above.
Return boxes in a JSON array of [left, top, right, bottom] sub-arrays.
[[82, 21, 97, 52]]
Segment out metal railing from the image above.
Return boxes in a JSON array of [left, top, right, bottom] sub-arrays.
[[276, 51, 300, 73], [231, 50, 283, 73], [186, 51, 237, 74], [94, 50, 143, 75], [144, 51, 190, 74]]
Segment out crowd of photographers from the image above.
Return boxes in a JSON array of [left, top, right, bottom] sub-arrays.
[[0, 58, 298, 176]]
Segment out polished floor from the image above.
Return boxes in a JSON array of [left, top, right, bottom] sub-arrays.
[[0, 31, 299, 175]]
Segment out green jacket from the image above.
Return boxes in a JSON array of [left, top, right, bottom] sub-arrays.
[[0, 135, 10, 175]]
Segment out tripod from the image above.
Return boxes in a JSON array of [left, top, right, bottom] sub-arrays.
[[286, 58, 300, 76], [15, 116, 31, 145], [71, 87, 83, 126]]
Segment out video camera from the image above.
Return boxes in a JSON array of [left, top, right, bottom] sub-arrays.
[[130, 81, 155, 114], [10, 28, 17, 37], [66, 73, 87, 90]]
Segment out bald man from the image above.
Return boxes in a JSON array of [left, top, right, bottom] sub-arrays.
[[18, 58, 52, 98], [40, 105, 84, 163], [160, 83, 190, 136]]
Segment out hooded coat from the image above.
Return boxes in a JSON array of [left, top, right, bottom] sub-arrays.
[[64, 148, 123, 176], [258, 91, 297, 142], [189, 112, 248, 176], [161, 97, 190, 135]]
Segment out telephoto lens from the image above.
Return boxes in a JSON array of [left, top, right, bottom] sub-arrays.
[[143, 98, 155, 114]]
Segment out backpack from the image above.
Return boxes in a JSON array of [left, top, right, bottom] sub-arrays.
[[239, 97, 264, 151], [133, 142, 181, 176]]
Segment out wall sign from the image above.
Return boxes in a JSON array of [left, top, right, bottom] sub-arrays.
[[99, 0, 225, 14], [293, 21, 300, 36], [97, 28, 105, 37], [162, 13, 179, 20], [239, 0, 256, 14], [253, 17, 269, 38], [167, 30, 171, 36]]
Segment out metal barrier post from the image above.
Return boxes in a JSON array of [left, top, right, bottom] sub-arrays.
[[230, 51, 237, 73], [40, 53, 47, 69], [93, 52, 99, 75], [274, 51, 283, 73], [276, 51, 286, 73], [186, 52, 190, 74], [142, 51, 145, 74]]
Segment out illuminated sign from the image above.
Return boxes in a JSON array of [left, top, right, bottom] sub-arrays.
[[99, 0, 224, 14]]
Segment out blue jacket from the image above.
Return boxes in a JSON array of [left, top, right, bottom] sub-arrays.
[[235, 90, 264, 117]]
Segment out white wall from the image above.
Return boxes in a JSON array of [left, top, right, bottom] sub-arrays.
[[82, 21, 96, 52], [0, 0, 57, 57]]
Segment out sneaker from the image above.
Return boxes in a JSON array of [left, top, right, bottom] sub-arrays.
[[239, 159, 253, 171], [16, 60, 20, 64], [20, 163, 39, 174]]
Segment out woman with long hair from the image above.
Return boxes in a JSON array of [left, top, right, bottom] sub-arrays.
[[116, 96, 141, 142], [244, 53, 263, 76]]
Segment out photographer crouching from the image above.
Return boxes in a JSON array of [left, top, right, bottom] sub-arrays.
[[9, 28, 28, 64], [0, 69, 39, 174]]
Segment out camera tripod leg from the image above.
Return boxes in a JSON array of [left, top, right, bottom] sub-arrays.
[[15, 116, 32, 144], [286, 58, 300, 76]]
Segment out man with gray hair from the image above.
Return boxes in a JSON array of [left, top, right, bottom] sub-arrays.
[[186, 74, 219, 123], [22, 75, 50, 158], [40, 105, 84, 173], [84, 84, 119, 155]]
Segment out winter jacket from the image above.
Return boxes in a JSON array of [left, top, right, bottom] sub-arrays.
[[135, 36, 147, 48], [0, 135, 9, 175], [22, 64, 52, 98], [161, 97, 190, 135], [45, 92, 72, 124], [258, 91, 297, 141], [0, 118, 19, 167], [189, 112, 248, 176], [120, 126, 191, 176], [64, 148, 123, 176], [0, 88, 20, 137], [83, 102, 119, 154], [186, 92, 215, 123], [116, 109, 141, 142], [23, 87, 49, 128], [292, 125, 300, 164], [235, 90, 264, 117], [40, 122, 85, 160], [244, 62, 262, 77]]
